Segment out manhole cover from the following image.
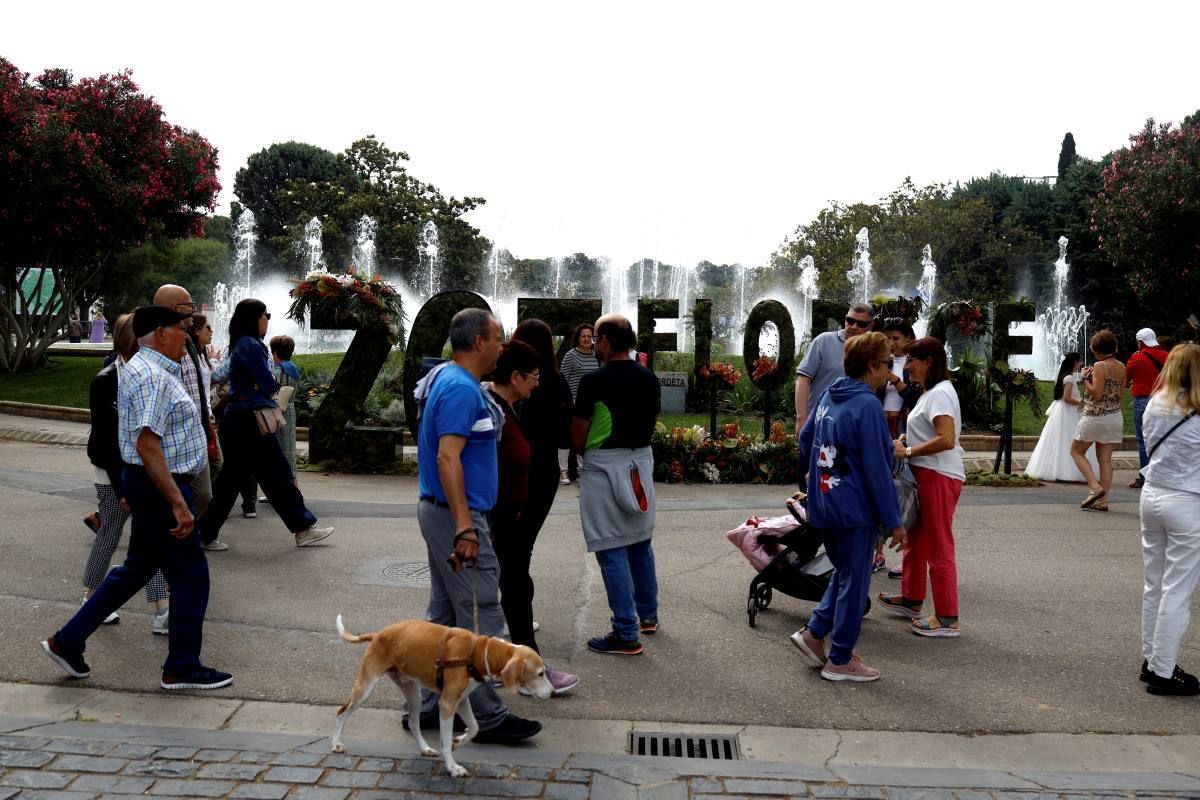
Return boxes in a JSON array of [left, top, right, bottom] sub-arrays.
[[353, 557, 431, 588]]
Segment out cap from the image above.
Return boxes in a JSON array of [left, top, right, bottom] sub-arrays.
[[132, 305, 193, 338], [1135, 327, 1159, 348]]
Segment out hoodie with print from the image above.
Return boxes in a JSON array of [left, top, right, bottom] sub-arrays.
[[798, 377, 902, 531]]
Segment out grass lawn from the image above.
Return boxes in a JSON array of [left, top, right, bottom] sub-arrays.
[[0, 357, 106, 408]]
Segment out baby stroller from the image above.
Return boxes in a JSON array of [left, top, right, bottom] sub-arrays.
[[727, 493, 871, 628]]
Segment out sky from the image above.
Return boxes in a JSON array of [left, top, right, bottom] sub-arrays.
[[4, 1, 1198, 272]]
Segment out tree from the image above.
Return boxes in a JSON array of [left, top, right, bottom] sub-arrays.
[[273, 136, 488, 291], [1058, 133, 1077, 180], [232, 142, 356, 266], [101, 236, 231, 321], [0, 59, 219, 372], [1091, 118, 1200, 335]]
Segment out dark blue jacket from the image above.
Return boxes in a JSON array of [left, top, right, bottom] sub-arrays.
[[798, 377, 902, 531], [226, 336, 279, 412]]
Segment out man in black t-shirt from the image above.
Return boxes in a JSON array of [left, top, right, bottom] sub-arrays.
[[571, 315, 661, 656]]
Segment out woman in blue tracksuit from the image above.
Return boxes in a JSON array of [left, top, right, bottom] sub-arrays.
[[790, 332, 906, 682]]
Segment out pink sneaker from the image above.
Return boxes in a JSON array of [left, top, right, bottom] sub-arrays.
[[522, 665, 579, 696], [820, 655, 881, 683], [789, 626, 826, 667]]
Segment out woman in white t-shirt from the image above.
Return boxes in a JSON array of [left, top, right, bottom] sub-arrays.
[[1139, 343, 1200, 696], [877, 337, 965, 638]]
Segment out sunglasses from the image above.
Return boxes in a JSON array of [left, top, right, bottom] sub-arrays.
[[844, 316, 872, 329], [264, 313, 272, 320], [876, 316, 906, 326]]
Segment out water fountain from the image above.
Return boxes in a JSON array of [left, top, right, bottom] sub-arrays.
[[302, 217, 325, 275], [913, 244, 937, 338], [1036, 236, 1089, 374], [846, 227, 875, 304], [418, 221, 440, 299], [602, 256, 630, 318], [350, 215, 378, 276], [796, 255, 819, 346], [234, 209, 257, 288], [550, 255, 563, 297]]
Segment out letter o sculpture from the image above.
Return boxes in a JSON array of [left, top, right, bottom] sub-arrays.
[[742, 299, 796, 393]]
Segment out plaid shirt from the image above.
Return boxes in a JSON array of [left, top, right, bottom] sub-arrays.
[[118, 347, 207, 476]]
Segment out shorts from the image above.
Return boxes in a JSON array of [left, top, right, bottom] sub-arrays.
[[1075, 412, 1123, 445]]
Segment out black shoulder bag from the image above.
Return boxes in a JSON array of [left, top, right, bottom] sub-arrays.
[[1147, 409, 1198, 462]]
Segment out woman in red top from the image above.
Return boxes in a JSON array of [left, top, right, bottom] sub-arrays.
[[487, 341, 579, 696]]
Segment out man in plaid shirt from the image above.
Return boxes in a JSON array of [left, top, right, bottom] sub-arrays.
[[41, 305, 233, 691]]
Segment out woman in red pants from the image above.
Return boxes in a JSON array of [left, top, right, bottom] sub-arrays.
[[877, 337, 965, 637]]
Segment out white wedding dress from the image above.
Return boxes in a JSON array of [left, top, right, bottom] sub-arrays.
[[1025, 376, 1098, 482]]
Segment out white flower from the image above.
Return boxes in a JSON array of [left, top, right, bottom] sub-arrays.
[[338, 275, 355, 287], [306, 270, 334, 280], [701, 463, 721, 484]]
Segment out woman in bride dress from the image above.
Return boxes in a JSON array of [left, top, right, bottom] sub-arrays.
[[1025, 353, 1098, 481]]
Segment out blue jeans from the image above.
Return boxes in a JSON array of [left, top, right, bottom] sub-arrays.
[[57, 467, 210, 676], [1134, 395, 1150, 477], [806, 526, 874, 665], [595, 539, 659, 641]]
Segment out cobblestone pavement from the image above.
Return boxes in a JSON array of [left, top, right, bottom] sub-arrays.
[[1, 718, 1199, 800]]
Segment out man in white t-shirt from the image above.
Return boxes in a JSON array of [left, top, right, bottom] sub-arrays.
[[795, 303, 874, 431]]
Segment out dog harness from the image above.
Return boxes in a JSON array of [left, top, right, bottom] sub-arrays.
[[435, 629, 492, 692]]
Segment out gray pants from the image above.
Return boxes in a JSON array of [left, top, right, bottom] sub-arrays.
[[416, 501, 508, 729], [190, 465, 212, 517]]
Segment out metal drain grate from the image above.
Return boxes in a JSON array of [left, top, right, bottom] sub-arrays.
[[629, 732, 741, 760], [380, 561, 431, 586]]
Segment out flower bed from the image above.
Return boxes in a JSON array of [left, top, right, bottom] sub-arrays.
[[652, 420, 797, 484]]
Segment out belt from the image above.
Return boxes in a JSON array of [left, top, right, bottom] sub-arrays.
[[420, 496, 452, 509], [128, 464, 195, 483]]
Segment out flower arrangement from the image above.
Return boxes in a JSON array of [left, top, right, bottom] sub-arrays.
[[651, 420, 798, 485], [696, 361, 740, 389], [288, 268, 405, 340], [751, 356, 778, 383], [988, 360, 1043, 418], [930, 300, 989, 339]]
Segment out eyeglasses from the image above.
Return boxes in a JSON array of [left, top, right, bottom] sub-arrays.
[[174, 302, 197, 312], [844, 316, 872, 329], [522, 371, 541, 381]]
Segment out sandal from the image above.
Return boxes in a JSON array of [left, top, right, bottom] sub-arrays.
[[1080, 487, 1107, 509], [877, 593, 922, 619], [1088, 502, 1110, 512], [911, 616, 960, 638]]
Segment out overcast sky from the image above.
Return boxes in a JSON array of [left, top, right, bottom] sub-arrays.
[[4, 1, 1197, 271]]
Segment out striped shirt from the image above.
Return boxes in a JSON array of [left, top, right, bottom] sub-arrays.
[[560, 348, 599, 402], [118, 347, 207, 476]]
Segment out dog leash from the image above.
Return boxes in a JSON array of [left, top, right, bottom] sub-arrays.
[[469, 562, 480, 635]]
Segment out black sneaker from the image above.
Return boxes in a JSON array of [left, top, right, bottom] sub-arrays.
[[587, 631, 644, 655], [472, 713, 542, 744], [402, 710, 466, 732], [161, 666, 233, 691], [1146, 665, 1200, 696], [1141, 660, 1153, 683], [40, 638, 90, 679]]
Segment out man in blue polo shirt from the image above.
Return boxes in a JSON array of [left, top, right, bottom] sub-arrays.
[[413, 307, 541, 744]]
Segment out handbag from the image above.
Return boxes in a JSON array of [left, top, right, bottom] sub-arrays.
[[252, 386, 295, 436], [893, 458, 919, 529]]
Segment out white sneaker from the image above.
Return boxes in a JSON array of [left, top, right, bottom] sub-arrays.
[[201, 539, 229, 552], [532, 621, 540, 632], [152, 609, 169, 636], [84, 595, 119, 625], [242, 511, 257, 519], [295, 526, 334, 547]]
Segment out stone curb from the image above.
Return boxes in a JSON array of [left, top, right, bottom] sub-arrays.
[[1, 714, 1198, 797], [0, 426, 89, 447]]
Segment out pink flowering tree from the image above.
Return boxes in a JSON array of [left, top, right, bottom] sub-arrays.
[[1091, 118, 1200, 325], [0, 58, 220, 372]]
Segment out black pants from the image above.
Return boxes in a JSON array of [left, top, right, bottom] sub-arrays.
[[199, 408, 316, 542], [493, 464, 560, 651]]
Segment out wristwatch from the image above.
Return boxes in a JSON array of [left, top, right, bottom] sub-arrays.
[[905, 446, 912, 458]]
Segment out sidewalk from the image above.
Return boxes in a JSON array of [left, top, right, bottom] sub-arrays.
[[3, 682, 1199, 799]]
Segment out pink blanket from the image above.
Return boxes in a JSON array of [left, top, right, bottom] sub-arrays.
[[726, 511, 803, 572]]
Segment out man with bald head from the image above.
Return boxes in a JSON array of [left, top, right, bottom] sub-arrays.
[[153, 285, 213, 518]]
